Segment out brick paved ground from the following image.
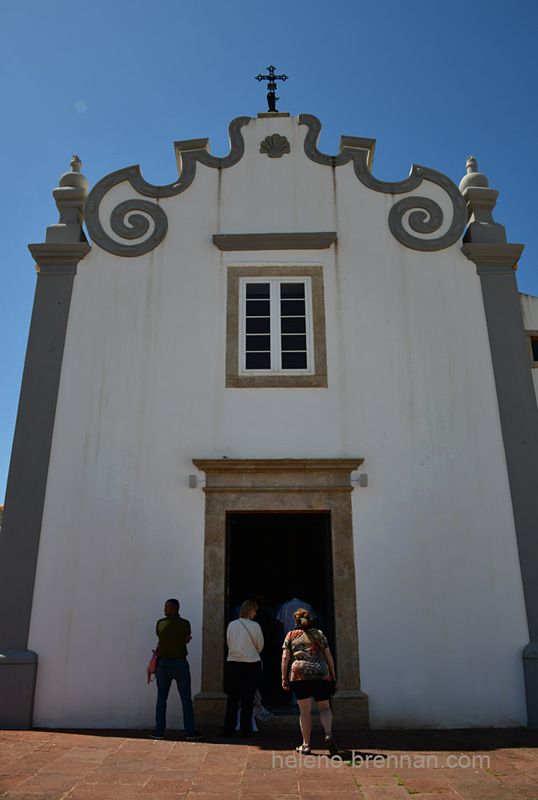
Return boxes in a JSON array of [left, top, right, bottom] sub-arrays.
[[1, 727, 537, 800]]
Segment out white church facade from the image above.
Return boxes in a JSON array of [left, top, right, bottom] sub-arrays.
[[1, 109, 538, 731]]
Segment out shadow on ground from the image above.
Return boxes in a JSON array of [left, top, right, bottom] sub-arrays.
[[31, 726, 538, 753]]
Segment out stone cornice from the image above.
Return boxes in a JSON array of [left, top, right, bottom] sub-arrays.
[[212, 232, 337, 251], [28, 242, 91, 275], [461, 243, 524, 273], [193, 458, 364, 472], [192, 458, 364, 491]]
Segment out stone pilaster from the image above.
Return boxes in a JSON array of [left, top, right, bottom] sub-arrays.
[[460, 157, 538, 727], [0, 158, 90, 729]]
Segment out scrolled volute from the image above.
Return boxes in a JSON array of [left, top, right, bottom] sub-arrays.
[[389, 196, 446, 251], [84, 117, 250, 257], [299, 114, 467, 252], [107, 200, 168, 256]]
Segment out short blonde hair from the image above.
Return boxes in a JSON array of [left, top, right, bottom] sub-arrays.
[[239, 599, 259, 619]]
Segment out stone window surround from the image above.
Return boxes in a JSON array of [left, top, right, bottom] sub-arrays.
[[191, 458, 369, 728], [226, 265, 328, 388], [526, 331, 538, 368]]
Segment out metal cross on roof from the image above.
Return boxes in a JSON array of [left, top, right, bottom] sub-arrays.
[[255, 65, 289, 113]]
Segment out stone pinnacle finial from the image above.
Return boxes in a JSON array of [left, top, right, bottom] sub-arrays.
[[466, 156, 477, 172], [45, 156, 90, 244], [459, 156, 489, 193], [459, 155, 506, 244], [58, 156, 89, 192]]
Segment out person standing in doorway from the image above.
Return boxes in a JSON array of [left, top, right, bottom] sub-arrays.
[[276, 596, 316, 638], [152, 598, 202, 740], [223, 599, 264, 738], [281, 608, 338, 756]]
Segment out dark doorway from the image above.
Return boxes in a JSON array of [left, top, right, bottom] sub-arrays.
[[225, 512, 334, 705]]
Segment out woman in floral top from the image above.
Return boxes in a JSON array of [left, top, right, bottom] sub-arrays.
[[281, 608, 339, 756]]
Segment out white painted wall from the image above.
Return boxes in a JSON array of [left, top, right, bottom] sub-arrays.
[[28, 115, 529, 728]]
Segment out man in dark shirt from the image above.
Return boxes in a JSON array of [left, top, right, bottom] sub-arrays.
[[152, 598, 201, 739]]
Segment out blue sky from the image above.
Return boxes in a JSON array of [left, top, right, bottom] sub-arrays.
[[1, 0, 537, 502]]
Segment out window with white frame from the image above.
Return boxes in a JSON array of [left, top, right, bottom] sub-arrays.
[[240, 277, 313, 374], [226, 265, 327, 388]]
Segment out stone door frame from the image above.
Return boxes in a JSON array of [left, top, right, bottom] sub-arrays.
[[192, 458, 369, 727]]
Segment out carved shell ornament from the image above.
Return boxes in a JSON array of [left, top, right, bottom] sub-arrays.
[[260, 133, 290, 158], [84, 114, 466, 257]]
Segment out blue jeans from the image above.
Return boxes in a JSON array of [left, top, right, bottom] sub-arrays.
[[155, 657, 195, 737]]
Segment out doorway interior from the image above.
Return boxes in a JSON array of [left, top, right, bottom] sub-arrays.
[[225, 511, 334, 705]]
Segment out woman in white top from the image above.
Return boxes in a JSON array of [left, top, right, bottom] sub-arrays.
[[223, 599, 264, 737]]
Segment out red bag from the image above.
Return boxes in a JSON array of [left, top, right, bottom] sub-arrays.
[[147, 646, 159, 683]]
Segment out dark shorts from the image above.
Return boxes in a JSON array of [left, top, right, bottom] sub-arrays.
[[290, 679, 332, 701]]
